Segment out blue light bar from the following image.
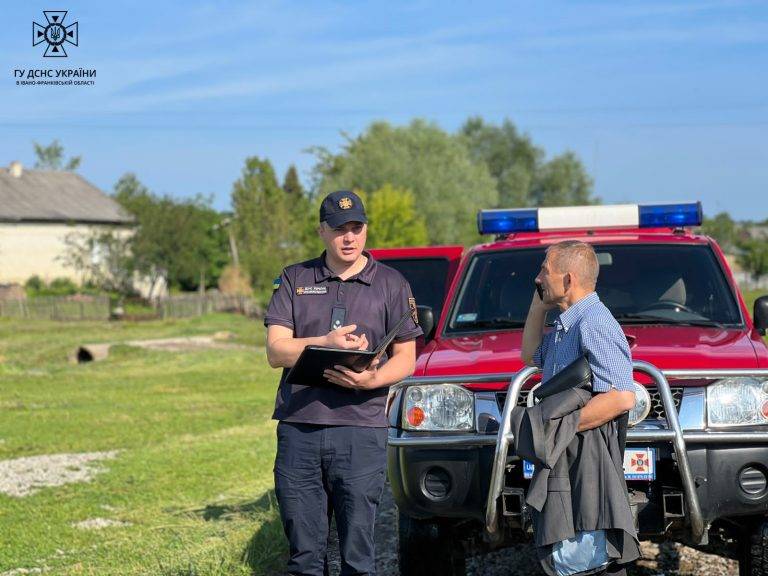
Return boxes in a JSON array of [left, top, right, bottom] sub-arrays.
[[478, 201, 703, 236], [477, 208, 538, 235], [638, 202, 702, 228]]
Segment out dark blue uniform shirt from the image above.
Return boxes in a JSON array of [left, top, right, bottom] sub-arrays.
[[265, 251, 422, 427]]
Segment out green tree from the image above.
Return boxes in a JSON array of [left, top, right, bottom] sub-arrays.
[[283, 165, 304, 196], [33, 139, 81, 171], [360, 185, 428, 248], [61, 230, 134, 295], [232, 157, 302, 295], [737, 239, 768, 282], [282, 165, 319, 257], [459, 117, 598, 209], [312, 120, 497, 245], [702, 212, 737, 252], [530, 152, 597, 207], [459, 117, 541, 207], [113, 173, 229, 292]]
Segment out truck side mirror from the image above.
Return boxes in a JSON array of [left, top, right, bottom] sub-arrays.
[[416, 305, 436, 341], [755, 295, 768, 335]]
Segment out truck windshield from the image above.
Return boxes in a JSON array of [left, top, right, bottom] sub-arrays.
[[447, 244, 742, 333]]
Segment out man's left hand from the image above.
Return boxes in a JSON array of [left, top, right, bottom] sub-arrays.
[[324, 359, 380, 390]]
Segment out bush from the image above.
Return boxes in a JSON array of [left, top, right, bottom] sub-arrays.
[[48, 277, 78, 295], [24, 275, 44, 293], [24, 276, 83, 297]]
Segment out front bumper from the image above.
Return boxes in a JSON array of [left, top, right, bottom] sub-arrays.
[[388, 365, 768, 545]]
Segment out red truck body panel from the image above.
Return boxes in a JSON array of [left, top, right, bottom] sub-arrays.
[[373, 228, 768, 388]]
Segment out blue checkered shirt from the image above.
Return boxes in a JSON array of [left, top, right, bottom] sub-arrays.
[[533, 292, 634, 393], [531, 292, 633, 575]]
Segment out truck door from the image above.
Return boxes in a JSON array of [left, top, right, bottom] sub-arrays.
[[369, 246, 463, 351]]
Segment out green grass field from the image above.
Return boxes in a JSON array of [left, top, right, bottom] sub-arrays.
[[0, 314, 285, 575], [2, 291, 767, 575]]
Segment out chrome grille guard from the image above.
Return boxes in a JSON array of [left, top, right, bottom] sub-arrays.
[[387, 364, 768, 545]]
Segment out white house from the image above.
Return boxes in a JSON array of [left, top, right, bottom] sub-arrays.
[[0, 161, 134, 286]]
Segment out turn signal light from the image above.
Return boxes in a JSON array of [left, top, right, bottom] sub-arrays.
[[406, 406, 425, 427]]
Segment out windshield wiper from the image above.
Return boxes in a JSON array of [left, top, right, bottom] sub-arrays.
[[613, 313, 724, 329], [457, 317, 526, 329]]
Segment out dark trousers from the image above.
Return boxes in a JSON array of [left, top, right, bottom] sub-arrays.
[[274, 421, 387, 576]]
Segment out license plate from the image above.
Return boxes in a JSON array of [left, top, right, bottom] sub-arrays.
[[623, 447, 656, 481], [523, 447, 656, 481]]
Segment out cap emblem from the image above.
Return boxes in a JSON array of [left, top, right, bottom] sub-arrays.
[[338, 197, 353, 210]]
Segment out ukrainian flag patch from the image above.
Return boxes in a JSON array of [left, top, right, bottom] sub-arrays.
[[273, 277, 282, 291]]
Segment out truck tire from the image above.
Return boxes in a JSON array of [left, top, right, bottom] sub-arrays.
[[398, 512, 466, 576], [740, 517, 768, 576]]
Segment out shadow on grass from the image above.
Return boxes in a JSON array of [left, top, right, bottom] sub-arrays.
[[191, 491, 286, 575], [194, 494, 271, 522], [160, 491, 286, 575], [239, 491, 286, 576]]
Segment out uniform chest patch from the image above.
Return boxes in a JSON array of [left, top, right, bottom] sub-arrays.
[[296, 286, 328, 295]]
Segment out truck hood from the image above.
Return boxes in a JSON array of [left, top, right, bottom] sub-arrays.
[[420, 325, 760, 387]]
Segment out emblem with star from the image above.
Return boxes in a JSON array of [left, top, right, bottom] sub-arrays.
[[33, 11, 78, 57]]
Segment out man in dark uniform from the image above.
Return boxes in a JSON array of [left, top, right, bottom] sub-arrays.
[[265, 190, 421, 576]]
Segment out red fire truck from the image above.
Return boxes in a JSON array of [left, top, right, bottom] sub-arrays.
[[370, 202, 768, 575]]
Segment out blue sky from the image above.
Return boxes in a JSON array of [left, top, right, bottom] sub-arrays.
[[1, 1, 767, 220]]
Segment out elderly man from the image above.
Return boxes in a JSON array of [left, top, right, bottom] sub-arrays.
[[521, 240, 637, 576]]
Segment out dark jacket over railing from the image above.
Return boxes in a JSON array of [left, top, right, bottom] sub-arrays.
[[509, 387, 640, 574]]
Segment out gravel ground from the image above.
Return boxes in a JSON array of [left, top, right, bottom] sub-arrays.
[[321, 484, 738, 576], [0, 451, 118, 498]]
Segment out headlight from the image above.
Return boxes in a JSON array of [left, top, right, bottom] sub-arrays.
[[628, 382, 652, 427], [707, 378, 768, 427], [402, 384, 474, 431]]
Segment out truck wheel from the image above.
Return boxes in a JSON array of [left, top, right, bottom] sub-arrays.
[[740, 518, 768, 576], [398, 512, 466, 576]]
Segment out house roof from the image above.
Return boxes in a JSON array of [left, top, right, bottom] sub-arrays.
[[0, 167, 134, 224]]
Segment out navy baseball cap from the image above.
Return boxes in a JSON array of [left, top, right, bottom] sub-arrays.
[[319, 190, 368, 227]]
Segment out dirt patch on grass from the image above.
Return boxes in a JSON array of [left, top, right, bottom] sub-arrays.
[[0, 568, 48, 575], [72, 335, 257, 363], [0, 451, 118, 497], [72, 518, 132, 530], [126, 335, 253, 353]]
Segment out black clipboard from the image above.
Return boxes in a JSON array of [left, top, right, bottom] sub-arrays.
[[285, 310, 413, 386]]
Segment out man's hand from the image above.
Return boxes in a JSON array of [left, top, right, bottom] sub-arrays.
[[324, 324, 368, 351], [532, 285, 557, 311], [324, 359, 380, 390], [521, 288, 554, 366]]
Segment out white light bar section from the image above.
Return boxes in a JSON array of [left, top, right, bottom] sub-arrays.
[[538, 204, 638, 231]]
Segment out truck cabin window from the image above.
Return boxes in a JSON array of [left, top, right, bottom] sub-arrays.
[[448, 245, 742, 333], [376, 258, 451, 324]]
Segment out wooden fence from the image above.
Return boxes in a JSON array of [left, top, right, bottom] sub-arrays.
[[0, 294, 260, 321], [157, 294, 259, 319], [0, 296, 111, 321]]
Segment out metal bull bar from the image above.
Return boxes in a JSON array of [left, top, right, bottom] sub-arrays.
[[485, 362, 768, 545]]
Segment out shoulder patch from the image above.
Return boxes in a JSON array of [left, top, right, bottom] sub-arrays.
[[409, 297, 418, 324], [272, 277, 282, 291]]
